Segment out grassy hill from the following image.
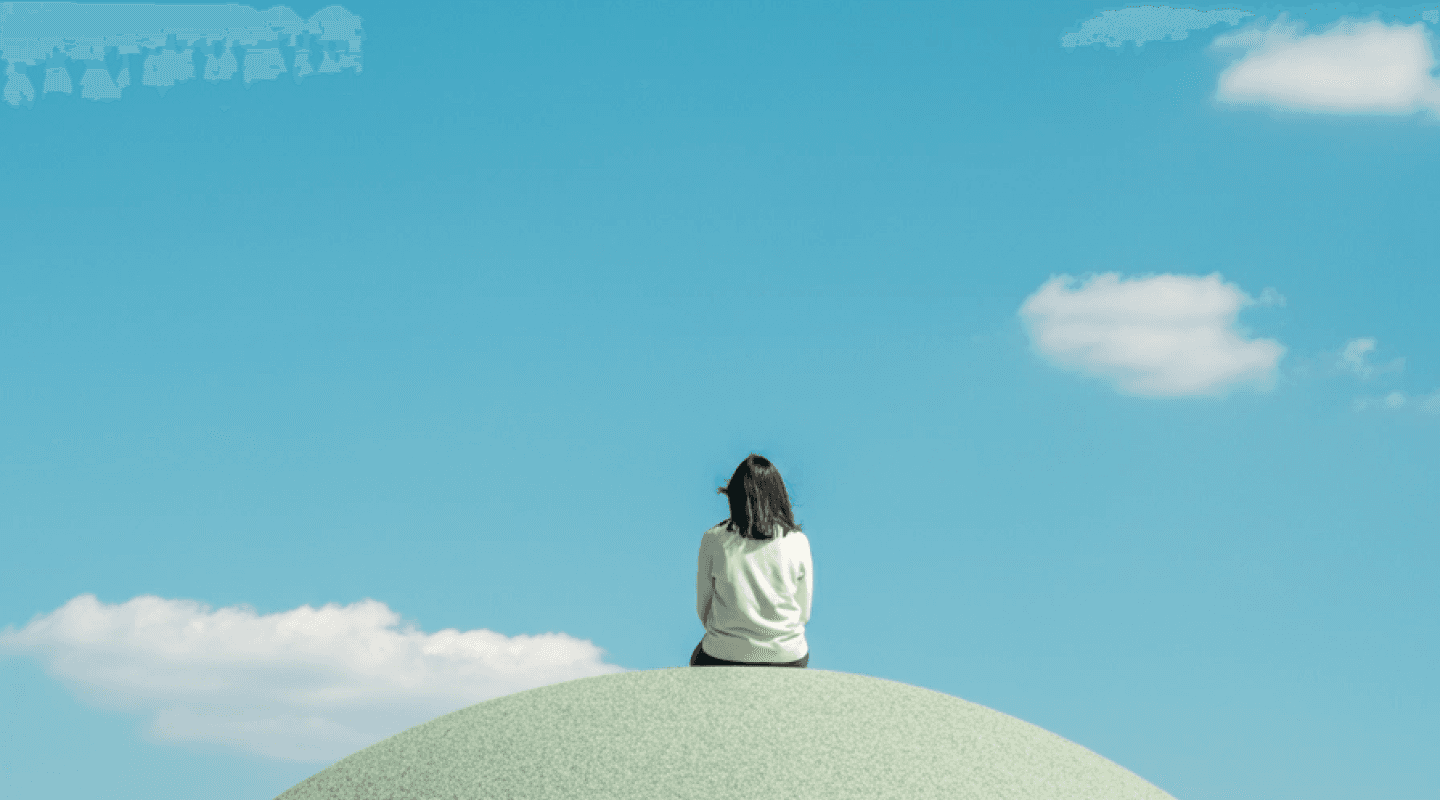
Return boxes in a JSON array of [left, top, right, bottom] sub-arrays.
[[275, 666, 1179, 800]]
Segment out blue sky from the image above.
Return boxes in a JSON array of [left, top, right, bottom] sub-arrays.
[[1, 2, 1437, 799]]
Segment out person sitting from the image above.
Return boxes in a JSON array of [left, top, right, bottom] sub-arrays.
[[690, 453, 811, 668]]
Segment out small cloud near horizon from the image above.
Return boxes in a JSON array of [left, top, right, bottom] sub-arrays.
[[1018, 272, 1286, 397], [0, 594, 630, 763], [1062, 5, 1254, 49]]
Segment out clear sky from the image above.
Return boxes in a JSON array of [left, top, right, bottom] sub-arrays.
[[1, 2, 1436, 799]]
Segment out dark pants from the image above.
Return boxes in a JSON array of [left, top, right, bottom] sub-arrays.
[[689, 639, 809, 668]]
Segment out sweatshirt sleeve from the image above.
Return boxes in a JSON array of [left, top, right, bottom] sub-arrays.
[[696, 532, 713, 626], [798, 535, 812, 626]]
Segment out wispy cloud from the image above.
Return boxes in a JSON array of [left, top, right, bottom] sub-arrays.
[[1337, 338, 1436, 414], [1018, 272, 1286, 397], [1341, 337, 1378, 375], [1354, 389, 1440, 414], [1212, 17, 1440, 115], [1061, 5, 1254, 49], [1338, 337, 1405, 379], [0, 594, 629, 763], [0, 3, 363, 108]]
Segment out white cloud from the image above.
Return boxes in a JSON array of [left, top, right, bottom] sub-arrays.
[[1338, 337, 1405, 379], [1018, 272, 1286, 397], [0, 594, 630, 763], [1062, 6, 1253, 48], [1212, 17, 1440, 115]]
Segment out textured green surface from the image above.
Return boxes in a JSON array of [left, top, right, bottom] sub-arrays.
[[274, 667, 1179, 800]]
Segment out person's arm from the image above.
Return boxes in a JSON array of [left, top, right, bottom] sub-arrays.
[[696, 533, 713, 626], [798, 537, 812, 626]]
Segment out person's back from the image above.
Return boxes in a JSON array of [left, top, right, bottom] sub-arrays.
[[690, 454, 812, 668]]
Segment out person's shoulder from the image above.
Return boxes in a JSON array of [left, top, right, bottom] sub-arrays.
[[703, 520, 733, 537]]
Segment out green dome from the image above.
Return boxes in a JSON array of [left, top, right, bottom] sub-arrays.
[[275, 667, 1177, 800]]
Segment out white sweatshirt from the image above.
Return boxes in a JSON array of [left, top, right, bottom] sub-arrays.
[[696, 520, 813, 663]]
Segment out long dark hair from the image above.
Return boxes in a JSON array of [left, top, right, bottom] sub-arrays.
[[717, 454, 801, 540]]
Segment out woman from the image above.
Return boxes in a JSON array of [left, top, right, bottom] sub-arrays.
[[690, 454, 812, 668]]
